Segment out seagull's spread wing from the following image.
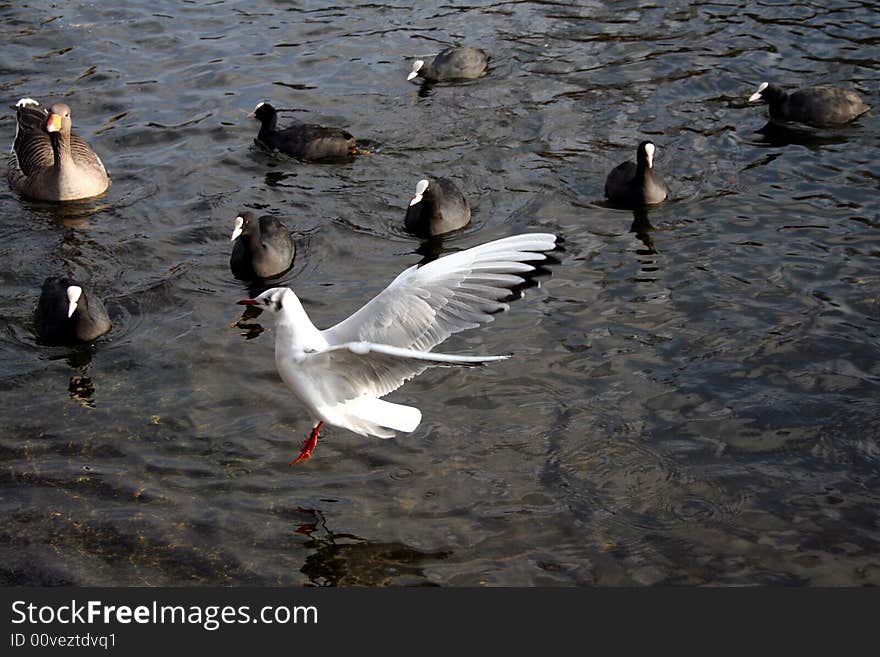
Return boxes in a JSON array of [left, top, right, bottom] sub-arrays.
[[290, 341, 508, 405], [321, 233, 556, 351]]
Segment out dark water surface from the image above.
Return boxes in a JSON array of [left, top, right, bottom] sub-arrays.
[[1, 1, 878, 586]]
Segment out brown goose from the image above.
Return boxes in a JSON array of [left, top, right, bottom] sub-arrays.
[[8, 98, 110, 201]]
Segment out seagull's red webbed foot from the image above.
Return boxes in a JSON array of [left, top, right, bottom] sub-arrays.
[[290, 421, 323, 466]]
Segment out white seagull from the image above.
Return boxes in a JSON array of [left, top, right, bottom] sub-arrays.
[[237, 232, 558, 464]]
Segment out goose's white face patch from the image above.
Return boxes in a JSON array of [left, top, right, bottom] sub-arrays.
[[231, 215, 244, 241], [748, 82, 768, 102], [66, 285, 82, 318], [644, 142, 655, 169], [410, 179, 430, 206], [407, 59, 425, 81]]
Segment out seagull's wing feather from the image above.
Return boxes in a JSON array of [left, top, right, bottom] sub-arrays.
[[321, 233, 556, 351], [294, 341, 509, 404]]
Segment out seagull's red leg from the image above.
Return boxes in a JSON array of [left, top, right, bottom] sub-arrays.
[[290, 421, 323, 466]]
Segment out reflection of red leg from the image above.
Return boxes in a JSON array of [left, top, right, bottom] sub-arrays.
[[291, 421, 323, 466]]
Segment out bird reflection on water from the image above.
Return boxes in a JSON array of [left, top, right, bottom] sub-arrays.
[[295, 507, 449, 587], [65, 348, 97, 408], [753, 121, 855, 149], [629, 208, 657, 256]]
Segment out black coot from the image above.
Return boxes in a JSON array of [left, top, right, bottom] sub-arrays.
[[407, 46, 489, 82], [230, 211, 295, 280], [250, 102, 358, 162], [404, 178, 471, 237], [748, 82, 870, 127], [35, 277, 111, 344], [604, 141, 668, 206]]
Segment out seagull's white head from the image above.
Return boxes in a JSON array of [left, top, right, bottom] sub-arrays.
[[66, 285, 82, 318], [238, 286, 294, 315], [238, 287, 318, 346], [407, 59, 424, 81]]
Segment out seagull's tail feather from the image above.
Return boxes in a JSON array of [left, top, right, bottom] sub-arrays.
[[322, 396, 422, 439]]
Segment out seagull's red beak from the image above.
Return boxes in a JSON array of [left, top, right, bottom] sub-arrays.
[[237, 299, 258, 306]]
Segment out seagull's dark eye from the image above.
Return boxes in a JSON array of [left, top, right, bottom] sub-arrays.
[[263, 298, 271, 306]]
